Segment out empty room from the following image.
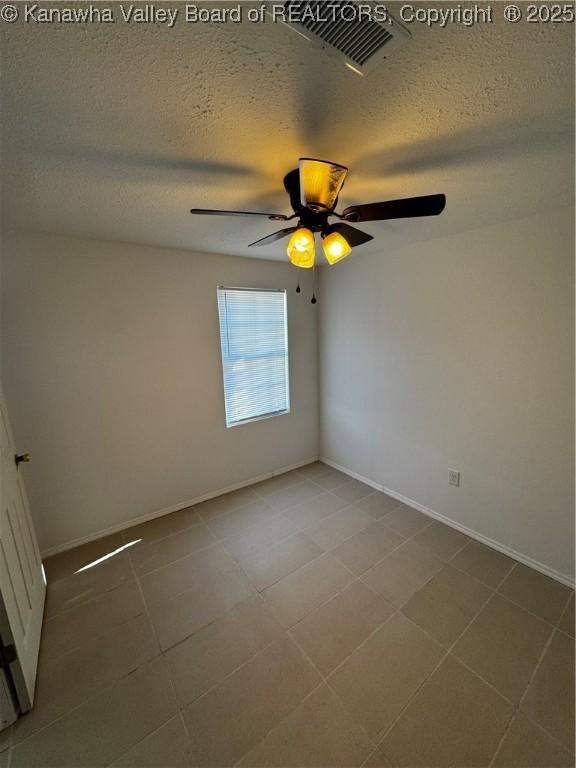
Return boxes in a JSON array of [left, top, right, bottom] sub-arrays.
[[0, 1, 574, 766]]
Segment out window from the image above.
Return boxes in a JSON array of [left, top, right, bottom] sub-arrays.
[[217, 287, 290, 427]]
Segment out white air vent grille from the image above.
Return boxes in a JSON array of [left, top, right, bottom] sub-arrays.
[[275, 0, 410, 74], [291, 1, 391, 66]]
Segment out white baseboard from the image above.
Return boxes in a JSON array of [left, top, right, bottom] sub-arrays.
[[320, 456, 575, 589], [41, 456, 319, 558]]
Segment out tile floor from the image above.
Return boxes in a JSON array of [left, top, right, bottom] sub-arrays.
[[2, 462, 574, 767]]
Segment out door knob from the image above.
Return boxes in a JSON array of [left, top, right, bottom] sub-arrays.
[[14, 453, 30, 468]]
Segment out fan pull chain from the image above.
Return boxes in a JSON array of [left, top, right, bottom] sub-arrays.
[[311, 266, 317, 304], [296, 268, 301, 293]]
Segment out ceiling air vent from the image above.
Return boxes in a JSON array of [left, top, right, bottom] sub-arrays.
[[271, 0, 411, 75]]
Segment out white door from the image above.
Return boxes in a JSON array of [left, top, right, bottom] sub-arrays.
[[0, 389, 45, 716]]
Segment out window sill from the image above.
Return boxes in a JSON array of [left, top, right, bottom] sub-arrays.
[[226, 409, 290, 429]]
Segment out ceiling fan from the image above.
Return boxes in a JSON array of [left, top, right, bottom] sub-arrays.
[[190, 157, 446, 269]]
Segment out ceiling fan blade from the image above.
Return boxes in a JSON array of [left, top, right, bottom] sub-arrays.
[[299, 158, 348, 212], [342, 194, 446, 222], [248, 227, 298, 247], [190, 208, 289, 221], [328, 223, 373, 247]]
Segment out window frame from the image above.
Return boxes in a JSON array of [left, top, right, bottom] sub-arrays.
[[216, 285, 291, 429]]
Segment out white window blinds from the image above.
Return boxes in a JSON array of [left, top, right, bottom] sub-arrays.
[[217, 287, 290, 427]]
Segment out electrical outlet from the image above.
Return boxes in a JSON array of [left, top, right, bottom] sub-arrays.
[[448, 469, 460, 487]]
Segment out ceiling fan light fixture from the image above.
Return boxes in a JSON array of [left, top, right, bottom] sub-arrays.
[[299, 158, 348, 212], [287, 227, 315, 268], [322, 230, 352, 265]]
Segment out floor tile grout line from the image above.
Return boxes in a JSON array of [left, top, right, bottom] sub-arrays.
[[253, 495, 378, 563], [73, 520, 490, 640], [34, 610, 150, 668], [230, 534, 325, 594], [202, 486, 333, 539], [177, 708, 194, 762], [373, 573, 506, 757], [48, 472, 571, 600], [439, 533, 473, 561], [35, 469, 573, 766], [179, 635, 280, 710], [216, 594, 405, 766], [217, 512, 304, 560], [40, 582, 151, 661], [44, 514, 566, 650], [360, 747, 380, 767], [99, 545, 186, 767], [487, 619, 568, 767], [221, 525, 308, 571], [375, 559, 565, 763], [250, 473, 327, 499], [297, 462, 337, 480], [130, 465, 344, 541], [439, 565, 548, 705], [258, 553, 361, 632], [197, 496, 273, 524], [130, 495, 446, 589], [494, 704, 576, 766], [285, 497, 372, 533], [41, 559, 135, 619], [239, 545, 322, 598], [342, 509, 484, 583], [512, 686, 576, 757], [330, 533, 409, 582], [281, 568, 386, 637], [485, 559, 575, 633], [516, 592, 573, 711], [147, 586, 263, 662], [322, 613, 402, 750], [169, 614, 288, 711], [111, 466, 324, 563], [251, 474, 365, 510], [552, 588, 574, 640], [554, 585, 574, 629], [125, 516, 212, 556], [46, 537, 222, 606], [102, 549, 203, 766], [134, 539, 229, 581], [137, 475, 426, 583], [109, 549, 186, 766], [128, 521, 218, 575], [194, 480, 283, 525], [266, 533, 486, 666], [322, 572, 445, 683], [486, 708, 519, 768], [177, 629, 341, 768], [287, 627, 384, 754], [320, 480, 574, 593], [29, 600, 571, 760], [229, 678, 328, 768], [11, 592, 166, 754], [490, 581, 573, 634], [201, 503, 276, 537], [103, 713, 186, 768], [279, 499, 401, 568], [554, 624, 575, 640], [351, 534, 448, 598], [280, 492, 419, 560]]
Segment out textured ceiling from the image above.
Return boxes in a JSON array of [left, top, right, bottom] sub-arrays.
[[1, 2, 574, 261]]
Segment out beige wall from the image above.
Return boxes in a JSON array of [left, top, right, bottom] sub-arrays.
[[319, 207, 574, 582], [1, 233, 319, 552]]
